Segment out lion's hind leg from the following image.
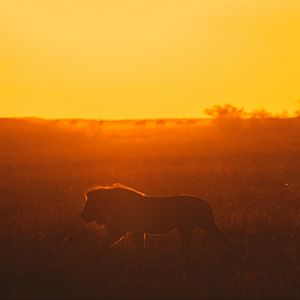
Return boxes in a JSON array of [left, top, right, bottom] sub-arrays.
[[133, 231, 145, 252]]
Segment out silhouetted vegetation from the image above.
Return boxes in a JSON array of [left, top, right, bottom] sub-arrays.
[[248, 108, 273, 119], [135, 120, 147, 127], [156, 119, 166, 126], [204, 104, 246, 119], [1, 118, 300, 299], [204, 104, 292, 119]]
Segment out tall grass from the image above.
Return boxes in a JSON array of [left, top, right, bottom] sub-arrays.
[[1, 118, 300, 299]]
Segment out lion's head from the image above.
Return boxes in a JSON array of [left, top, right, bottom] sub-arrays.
[[80, 189, 111, 225], [80, 184, 144, 225]]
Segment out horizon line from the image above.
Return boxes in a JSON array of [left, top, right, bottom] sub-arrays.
[[1, 116, 299, 123]]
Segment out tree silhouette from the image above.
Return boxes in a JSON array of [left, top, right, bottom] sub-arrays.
[[204, 104, 245, 119], [249, 108, 272, 118]]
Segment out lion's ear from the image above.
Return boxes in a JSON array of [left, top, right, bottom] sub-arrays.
[[86, 191, 96, 201]]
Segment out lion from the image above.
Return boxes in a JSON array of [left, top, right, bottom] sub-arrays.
[[80, 184, 226, 251]]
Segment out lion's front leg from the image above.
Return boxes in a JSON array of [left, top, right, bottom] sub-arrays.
[[105, 226, 125, 248]]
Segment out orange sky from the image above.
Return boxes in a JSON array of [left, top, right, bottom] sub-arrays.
[[1, 0, 300, 119]]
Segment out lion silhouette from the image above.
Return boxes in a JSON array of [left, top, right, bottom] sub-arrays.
[[80, 184, 226, 251]]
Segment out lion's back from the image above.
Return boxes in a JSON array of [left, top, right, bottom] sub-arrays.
[[127, 195, 213, 232]]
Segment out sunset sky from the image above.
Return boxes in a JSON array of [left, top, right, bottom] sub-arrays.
[[1, 0, 300, 119]]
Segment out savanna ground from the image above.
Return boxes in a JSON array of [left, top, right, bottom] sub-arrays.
[[1, 117, 300, 299]]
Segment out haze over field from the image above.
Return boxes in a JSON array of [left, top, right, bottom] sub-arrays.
[[2, 118, 300, 298], [1, 0, 300, 119]]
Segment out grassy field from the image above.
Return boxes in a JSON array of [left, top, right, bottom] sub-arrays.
[[1, 117, 300, 299]]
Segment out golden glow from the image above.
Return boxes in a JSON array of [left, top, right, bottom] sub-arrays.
[[1, 0, 300, 119]]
